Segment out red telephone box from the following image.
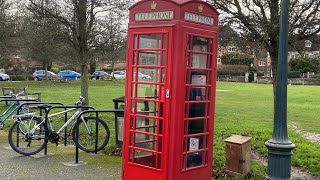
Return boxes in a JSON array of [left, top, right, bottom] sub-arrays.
[[123, 0, 219, 179]]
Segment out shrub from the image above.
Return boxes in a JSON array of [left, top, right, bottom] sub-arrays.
[[61, 65, 77, 71], [217, 64, 249, 76], [221, 52, 254, 66], [10, 75, 26, 81], [50, 67, 60, 74], [25, 75, 34, 80], [289, 57, 319, 73], [288, 71, 301, 79]]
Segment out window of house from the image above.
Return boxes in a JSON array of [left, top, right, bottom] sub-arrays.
[[217, 56, 221, 64], [228, 47, 235, 52], [305, 40, 312, 48], [259, 60, 265, 66]]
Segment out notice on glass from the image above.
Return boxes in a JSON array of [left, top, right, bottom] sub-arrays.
[[189, 138, 199, 151], [191, 75, 206, 85]]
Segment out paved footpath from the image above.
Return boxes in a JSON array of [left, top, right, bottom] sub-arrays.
[[0, 140, 121, 180]]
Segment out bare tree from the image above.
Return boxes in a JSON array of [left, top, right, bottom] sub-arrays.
[[27, 0, 131, 104], [0, 0, 14, 65], [208, 0, 320, 95], [93, 11, 127, 75]]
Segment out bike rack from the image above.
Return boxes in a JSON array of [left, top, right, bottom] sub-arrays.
[[74, 110, 124, 163], [0, 96, 40, 104], [0, 98, 39, 103], [0, 98, 39, 115], [0, 99, 39, 128], [44, 106, 95, 156]]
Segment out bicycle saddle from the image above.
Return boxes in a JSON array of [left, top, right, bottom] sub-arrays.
[[38, 104, 53, 110]]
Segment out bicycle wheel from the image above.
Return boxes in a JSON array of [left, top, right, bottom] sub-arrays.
[[8, 116, 47, 156], [72, 117, 110, 153]]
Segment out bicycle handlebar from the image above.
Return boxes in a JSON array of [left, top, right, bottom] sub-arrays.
[[75, 96, 85, 106]]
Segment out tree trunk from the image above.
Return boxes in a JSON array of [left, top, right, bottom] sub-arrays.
[[89, 59, 96, 74], [81, 64, 89, 105], [78, 0, 89, 105]]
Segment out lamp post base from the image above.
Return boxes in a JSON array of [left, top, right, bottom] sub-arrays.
[[265, 140, 295, 180]]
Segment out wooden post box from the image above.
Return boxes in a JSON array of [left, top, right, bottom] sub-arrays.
[[224, 135, 252, 177]]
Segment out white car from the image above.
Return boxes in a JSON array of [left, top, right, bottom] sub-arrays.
[[0, 73, 10, 81], [111, 71, 126, 79], [137, 72, 151, 79]]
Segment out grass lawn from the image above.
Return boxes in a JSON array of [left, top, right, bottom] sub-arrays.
[[0, 80, 319, 179]]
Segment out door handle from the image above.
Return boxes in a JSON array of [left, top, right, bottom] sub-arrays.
[[166, 89, 170, 99]]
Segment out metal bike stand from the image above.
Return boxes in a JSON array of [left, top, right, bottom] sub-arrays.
[[75, 109, 124, 163], [0, 95, 40, 107], [0, 96, 37, 105], [45, 105, 95, 159]]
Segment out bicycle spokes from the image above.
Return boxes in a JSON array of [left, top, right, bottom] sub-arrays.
[[8, 117, 47, 156]]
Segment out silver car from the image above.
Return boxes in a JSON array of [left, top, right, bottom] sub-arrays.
[[0, 73, 10, 81], [111, 71, 126, 79]]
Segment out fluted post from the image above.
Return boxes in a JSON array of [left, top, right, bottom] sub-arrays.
[[265, 0, 295, 179]]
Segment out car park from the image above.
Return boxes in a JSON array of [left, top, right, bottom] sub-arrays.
[[32, 70, 60, 81], [111, 71, 126, 79], [0, 73, 10, 81], [91, 71, 111, 80], [59, 70, 81, 80]]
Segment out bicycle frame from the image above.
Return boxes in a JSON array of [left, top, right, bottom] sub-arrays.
[[0, 100, 22, 125], [49, 108, 81, 134], [26, 107, 92, 136], [0, 101, 19, 117]]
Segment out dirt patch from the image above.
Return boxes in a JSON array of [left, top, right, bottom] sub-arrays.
[[251, 150, 319, 180], [289, 123, 320, 144]]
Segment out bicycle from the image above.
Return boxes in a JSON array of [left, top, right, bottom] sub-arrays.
[[8, 96, 110, 156], [0, 89, 33, 129]]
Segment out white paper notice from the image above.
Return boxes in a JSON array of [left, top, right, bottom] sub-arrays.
[[191, 75, 206, 85], [189, 138, 199, 151]]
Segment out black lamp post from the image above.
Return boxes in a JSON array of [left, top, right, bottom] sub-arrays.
[[265, 0, 295, 179]]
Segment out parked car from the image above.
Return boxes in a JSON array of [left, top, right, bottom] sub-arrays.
[[111, 71, 126, 79], [91, 71, 111, 80], [137, 72, 151, 79], [0, 73, 10, 81], [32, 70, 60, 81], [59, 70, 81, 80]]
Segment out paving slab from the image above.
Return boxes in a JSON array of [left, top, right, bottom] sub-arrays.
[[0, 140, 121, 180]]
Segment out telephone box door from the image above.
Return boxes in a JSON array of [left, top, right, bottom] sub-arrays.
[[178, 29, 217, 179], [123, 27, 172, 179]]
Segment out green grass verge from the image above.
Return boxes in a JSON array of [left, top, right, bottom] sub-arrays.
[[0, 80, 319, 178]]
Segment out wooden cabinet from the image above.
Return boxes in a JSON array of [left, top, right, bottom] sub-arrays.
[[224, 135, 251, 176]]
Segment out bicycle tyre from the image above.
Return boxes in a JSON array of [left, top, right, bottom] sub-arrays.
[[72, 117, 110, 153], [8, 116, 47, 156]]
